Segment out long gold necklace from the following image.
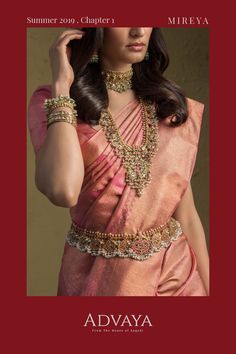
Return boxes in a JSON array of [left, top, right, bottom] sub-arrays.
[[99, 98, 159, 197], [102, 68, 133, 93]]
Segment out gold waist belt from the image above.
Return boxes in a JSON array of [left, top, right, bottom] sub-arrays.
[[66, 217, 183, 261]]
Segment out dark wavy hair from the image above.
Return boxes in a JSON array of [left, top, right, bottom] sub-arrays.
[[69, 28, 188, 127]]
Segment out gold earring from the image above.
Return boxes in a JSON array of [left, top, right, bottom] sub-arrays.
[[90, 53, 99, 63], [144, 50, 150, 61]]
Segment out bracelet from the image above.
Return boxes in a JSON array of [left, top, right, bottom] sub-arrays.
[[44, 95, 78, 129], [47, 111, 76, 119], [47, 103, 78, 117], [47, 110, 77, 129], [44, 95, 77, 116]]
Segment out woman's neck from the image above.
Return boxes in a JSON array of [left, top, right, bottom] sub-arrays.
[[101, 60, 132, 72]]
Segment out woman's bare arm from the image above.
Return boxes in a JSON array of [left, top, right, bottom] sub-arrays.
[[35, 116, 84, 208], [173, 182, 210, 295], [34, 29, 85, 208]]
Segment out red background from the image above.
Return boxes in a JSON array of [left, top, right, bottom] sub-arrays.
[[1, 0, 234, 352]]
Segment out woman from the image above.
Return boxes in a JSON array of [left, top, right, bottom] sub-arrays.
[[28, 27, 209, 296]]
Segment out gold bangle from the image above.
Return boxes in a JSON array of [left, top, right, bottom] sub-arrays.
[[48, 110, 76, 118], [47, 110, 77, 129], [47, 111, 76, 121], [44, 95, 77, 115], [47, 103, 78, 117]]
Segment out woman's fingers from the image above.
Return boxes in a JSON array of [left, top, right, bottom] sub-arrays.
[[52, 29, 85, 47], [49, 29, 85, 88], [57, 29, 85, 40], [58, 33, 85, 47], [66, 46, 72, 61]]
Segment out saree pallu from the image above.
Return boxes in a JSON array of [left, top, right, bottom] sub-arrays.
[[28, 85, 207, 296]]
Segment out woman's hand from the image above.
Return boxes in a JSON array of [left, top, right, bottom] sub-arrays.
[[49, 29, 85, 96]]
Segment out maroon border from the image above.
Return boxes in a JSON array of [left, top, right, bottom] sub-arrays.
[[2, 1, 233, 351]]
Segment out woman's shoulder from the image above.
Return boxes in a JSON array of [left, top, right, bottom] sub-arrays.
[[185, 96, 205, 128], [160, 96, 205, 129], [185, 96, 205, 117], [29, 84, 52, 101], [28, 84, 52, 122], [27, 85, 52, 155], [178, 96, 205, 146]]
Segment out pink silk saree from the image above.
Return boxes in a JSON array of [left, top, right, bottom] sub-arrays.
[[28, 85, 207, 296]]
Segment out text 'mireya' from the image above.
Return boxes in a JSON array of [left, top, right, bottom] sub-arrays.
[[168, 17, 209, 25]]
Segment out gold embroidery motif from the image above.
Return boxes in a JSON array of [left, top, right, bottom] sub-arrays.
[[66, 217, 183, 261], [99, 99, 159, 197]]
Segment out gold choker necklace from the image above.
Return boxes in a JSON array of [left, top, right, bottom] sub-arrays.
[[102, 68, 133, 93]]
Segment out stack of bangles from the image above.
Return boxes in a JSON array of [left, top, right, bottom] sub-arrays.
[[44, 95, 78, 129]]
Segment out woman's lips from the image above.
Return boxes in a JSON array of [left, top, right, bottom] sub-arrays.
[[126, 43, 145, 51]]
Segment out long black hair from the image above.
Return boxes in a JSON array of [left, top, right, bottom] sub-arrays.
[[69, 28, 188, 127]]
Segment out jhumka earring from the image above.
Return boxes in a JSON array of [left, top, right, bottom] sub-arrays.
[[144, 50, 150, 61], [90, 52, 99, 63]]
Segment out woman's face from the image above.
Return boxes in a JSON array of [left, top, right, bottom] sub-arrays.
[[101, 27, 153, 69]]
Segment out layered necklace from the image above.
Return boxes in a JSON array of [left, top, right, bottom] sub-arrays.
[[99, 99, 159, 197], [100, 67, 160, 197]]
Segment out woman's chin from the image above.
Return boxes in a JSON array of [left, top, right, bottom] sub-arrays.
[[125, 55, 146, 64]]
